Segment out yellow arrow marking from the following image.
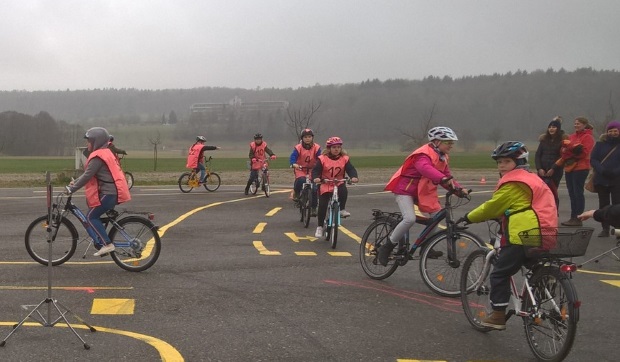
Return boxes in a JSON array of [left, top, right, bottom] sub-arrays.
[[284, 232, 318, 243], [601, 280, 620, 288], [266, 207, 281, 216], [253, 241, 281, 255], [295, 252, 317, 256], [91, 298, 135, 315], [253, 222, 267, 233]]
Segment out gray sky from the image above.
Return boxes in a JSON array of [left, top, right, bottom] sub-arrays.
[[2, 0, 619, 91]]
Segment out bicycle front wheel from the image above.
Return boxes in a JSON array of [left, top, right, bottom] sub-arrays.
[[359, 218, 399, 279], [263, 173, 270, 197], [419, 229, 486, 297], [204, 172, 221, 192], [329, 203, 339, 249], [523, 267, 578, 362], [25, 215, 78, 266], [178, 172, 194, 193], [301, 188, 311, 228], [249, 178, 259, 195], [460, 249, 494, 332], [109, 216, 161, 272], [125, 172, 134, 190]]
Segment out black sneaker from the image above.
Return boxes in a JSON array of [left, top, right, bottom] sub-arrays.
[[377, 242, 397, 266]]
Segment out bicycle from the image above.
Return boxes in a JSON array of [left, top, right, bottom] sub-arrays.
[[317, 177, 351, 249], [460, 225, 593, 362], [249, 159, 270, 197], [296, 166, 315, 228], [25, 192, 162, 272], [359, 187, 486, 297], [117, 154, 134, 190], [178, 156, 221, 193]]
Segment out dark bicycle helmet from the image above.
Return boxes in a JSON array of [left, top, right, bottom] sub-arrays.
[[300, 128, 314, 138], [492, 141, 529, 165], [254, 133, 263, 139], [196, 136, 206, 142]]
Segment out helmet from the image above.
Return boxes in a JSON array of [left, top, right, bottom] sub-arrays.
[[492, 141, 529, 164], [196, 136, 206, 142], [84, 127, 110, 150], [326, 136, 343, 147], [254, 133, 263, 139], [427, 126, 458, 142], [300, 128, 314, 138], [109, 135, 115, 142]]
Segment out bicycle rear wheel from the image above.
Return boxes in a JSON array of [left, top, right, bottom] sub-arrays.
[[263, 172, 270, 197], [460, 249, 494, 332], [204, 172, 221, 192], [359, 218, 399, 279], [523, 267, 578, 362], [109, 216, 161, 272], [419, 229, 486, 297], [125, 171, 134, 190], [178, 172, 195, 193], [25, 215, 78, 266]]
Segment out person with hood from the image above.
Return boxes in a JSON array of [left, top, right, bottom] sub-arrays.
[[534, 116, 568, 210], [459, 141, 558, 330], [555, 117, 595, 226], [588, 120, 620, 237], [290, 128, 322, 216], [66, 127, 131, 256]]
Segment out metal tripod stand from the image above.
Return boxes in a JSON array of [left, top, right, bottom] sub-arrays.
[[0, 172, 96, 349]]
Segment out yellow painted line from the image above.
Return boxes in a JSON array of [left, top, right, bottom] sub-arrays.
[[266, 207, 281, 216], [253, 241, 281, 256], [0, 286, 132, 291], [578, 269, 620, 277], [601, 280, 620, 288], [327, 251, 351, 257], [253, 222, 267, 233], [295, 252, 317, 256], [339, 226, 361, 243], [91, 298, 135, 314], [397, 359, 446, 362], [284, 232, 318, 243], [0, 322, 183, 361]]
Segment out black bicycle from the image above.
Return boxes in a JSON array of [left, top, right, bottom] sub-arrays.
[[359, 187, 486, 297], [296, 166, 315, 228]]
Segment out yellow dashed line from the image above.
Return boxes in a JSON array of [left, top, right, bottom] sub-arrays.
[[327, 251, 351, 257], [266, 207, 281, 216], [295, 252, 317, 256], [253, 222, 267, 233], [91, 298, 135, 315]]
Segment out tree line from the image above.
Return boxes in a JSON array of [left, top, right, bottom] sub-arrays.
[[1, 67, 619, 155]]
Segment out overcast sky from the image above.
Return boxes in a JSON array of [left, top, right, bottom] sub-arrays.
[[1, 0, 619, 91]]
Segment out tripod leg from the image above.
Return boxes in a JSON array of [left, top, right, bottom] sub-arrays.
[[1, 299, 49, 346], [50, 300, 92, 349], [578, 244, 620, 267], [54, 300, 97, 332]]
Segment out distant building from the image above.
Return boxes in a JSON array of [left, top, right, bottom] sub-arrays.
[[190, 96, 288, 120]]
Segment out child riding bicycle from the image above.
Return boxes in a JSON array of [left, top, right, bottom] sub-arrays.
[[186, 136, 221, 184], [290, 128, 321, 215], [458, 141, 558, 330], [66, 127, 131, 257], [245, 133, 276, 195], [312, 136, 358, 238], [377, 126, 468, 266]]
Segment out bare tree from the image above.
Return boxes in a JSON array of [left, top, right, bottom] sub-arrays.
[[284, 101, 322, 140], [148, 131, 161, 171], [488, 127, 503, 148], [399, 102, 438, 150]]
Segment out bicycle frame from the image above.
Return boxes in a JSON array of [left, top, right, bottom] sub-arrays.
[[322, 178, 348, 229]]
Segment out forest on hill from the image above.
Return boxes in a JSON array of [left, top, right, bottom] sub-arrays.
[[1, 67, 619, 156]]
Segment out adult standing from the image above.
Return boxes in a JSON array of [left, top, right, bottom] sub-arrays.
[[534, 117, 568, 210], [589, 120, 620, 237], [555, 117, 595, 226]]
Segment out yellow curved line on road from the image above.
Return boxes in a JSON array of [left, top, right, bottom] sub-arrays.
[[0, 322, 183, 361], [577, 269, 620, 277]]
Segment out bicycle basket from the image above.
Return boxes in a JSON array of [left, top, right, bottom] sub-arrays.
[[519, 227, 594, 257]]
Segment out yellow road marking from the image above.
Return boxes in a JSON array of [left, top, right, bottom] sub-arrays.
[[284, 232, 318, 243], [578, 269, 620, 276], [327, 251, 351, 257], [0, 322, 184, 361], [266, 207, 281, 216], [253, 222, 267, 233], [0, 286, 132, 290], [601, 280, 620, 288], [295, 252, 317, 256], [339, 226, 361, 243], [253, 241, 281, 255], [91, 298, 135, 314]]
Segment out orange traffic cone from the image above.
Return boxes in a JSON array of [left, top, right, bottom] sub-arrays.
[[480, 177, 486, 184]]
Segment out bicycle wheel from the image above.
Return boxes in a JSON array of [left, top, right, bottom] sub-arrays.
[[125, 171, 134, 190], [263, 172, 270, 197], [25, 215, 78, 266], [359, 218, 399, 279], [302, 188, 311, 228], [460, 249, 494, 332], [419, 229, 486, 297], [329, 203, 339, 249], [204, 172, 221, 192], [523, 267, 578, 362], [109, 216, 162, 272], [249, 177, 259, 195], [298, 188, 307, 221], [178, 172, 195, 193]]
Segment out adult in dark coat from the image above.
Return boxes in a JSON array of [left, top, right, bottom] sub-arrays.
[[534, 117, 568, 209]]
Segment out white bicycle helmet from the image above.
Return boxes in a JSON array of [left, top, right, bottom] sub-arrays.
[[427, 126, 458, 142]]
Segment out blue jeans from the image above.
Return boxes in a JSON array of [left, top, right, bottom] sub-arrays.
[[197, 163, 206, 182], [565, 169, 589, 218], [85, 194, 117, 247]]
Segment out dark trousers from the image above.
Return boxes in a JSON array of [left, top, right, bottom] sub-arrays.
[[316, 184, 348, 227], [490, 245, 528, 311], [565, 169, 589, 218], [596, 184, 620, 231]]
